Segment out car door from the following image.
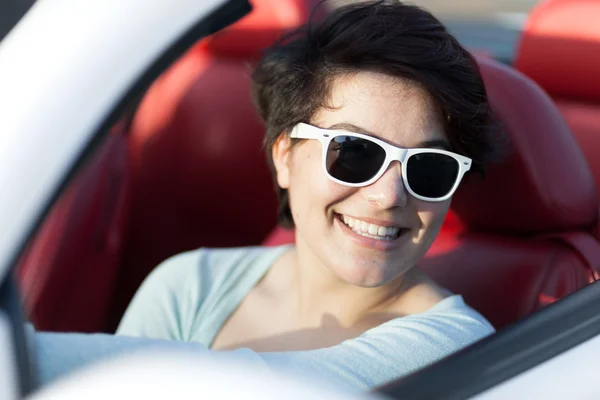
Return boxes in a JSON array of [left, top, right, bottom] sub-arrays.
[[0, 0, 251, 396]]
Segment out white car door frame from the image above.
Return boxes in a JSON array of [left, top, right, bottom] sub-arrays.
[[0, 0, 250, 396], [0, 0, 250, 285]]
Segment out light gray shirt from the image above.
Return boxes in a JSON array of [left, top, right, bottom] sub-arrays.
[[34, 245, 495, 390]]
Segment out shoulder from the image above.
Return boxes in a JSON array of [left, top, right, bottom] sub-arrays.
[[146, 245, 290, 288], [132, 245, 293, 313], [367, 295, 494, 348], [350, 295, 493, 384], [117, 245, 290, 340], [420, 295, 494, 336]]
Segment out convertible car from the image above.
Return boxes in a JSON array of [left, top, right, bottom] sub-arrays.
[[1, 0, 600, 398]]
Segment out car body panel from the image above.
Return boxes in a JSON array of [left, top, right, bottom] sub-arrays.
[[473, 333, 600, 399]]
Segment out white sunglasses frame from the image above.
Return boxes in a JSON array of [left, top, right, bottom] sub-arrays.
[[289, 123, 472, 202]]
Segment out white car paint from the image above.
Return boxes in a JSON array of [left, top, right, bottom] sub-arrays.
[[30, 351, 379, 400], [472, 333, 600, 399], [0, 0, 233, 283]]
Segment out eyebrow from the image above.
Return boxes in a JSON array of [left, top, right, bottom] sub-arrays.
[[327, 122, 451, 150]]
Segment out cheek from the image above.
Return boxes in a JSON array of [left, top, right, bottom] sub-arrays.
[[287, 147, 351, 223], [287, 147, 329, 216], [416, 200, 451, 233]]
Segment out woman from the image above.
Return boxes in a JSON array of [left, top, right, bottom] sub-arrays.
[[35, 0, 502, 390]]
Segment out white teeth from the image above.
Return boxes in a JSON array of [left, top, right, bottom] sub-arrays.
[[339, 214, 402, 240]]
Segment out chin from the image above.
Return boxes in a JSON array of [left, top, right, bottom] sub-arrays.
[[334, 262, 400, 288]]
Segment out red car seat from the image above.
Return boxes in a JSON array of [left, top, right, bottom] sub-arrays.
[[264, 57, 600, 329], [16, 125, 132, 332], [515, 0, 600, 198], [108, 0, 322, 330]]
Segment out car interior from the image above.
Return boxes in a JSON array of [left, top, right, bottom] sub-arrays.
[[13, 0, 600, 352]]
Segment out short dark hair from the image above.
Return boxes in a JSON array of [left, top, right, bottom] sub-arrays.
[[251, 0, 504, 228]]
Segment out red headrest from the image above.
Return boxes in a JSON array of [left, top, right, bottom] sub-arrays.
[[451, 57, 598, 235], [205, 0, 322, 57], [515, 0, 600, 101]]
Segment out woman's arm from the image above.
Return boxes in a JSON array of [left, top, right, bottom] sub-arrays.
[[34, 297, 492, 390], [32, 329, 269, 385]]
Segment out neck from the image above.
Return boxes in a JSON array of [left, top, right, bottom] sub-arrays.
[[287, 237, 420, 328]]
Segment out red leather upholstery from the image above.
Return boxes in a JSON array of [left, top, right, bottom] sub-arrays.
[[555, 100, 600, 204], [16, 126, 131, 332], [108, 0, 320, 330], [515, 0, 600, 101], [264, 57, 600, 329], [515, 0, 600, 199], [453, 58, 598, 235], [206, 0, 323, 57], [422, 230, 592, 328]]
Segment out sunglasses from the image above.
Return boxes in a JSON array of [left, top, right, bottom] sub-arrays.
[[289, 123, 472, 202]]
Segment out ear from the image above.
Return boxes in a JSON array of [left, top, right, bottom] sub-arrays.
[[272, 134, 293, 189]]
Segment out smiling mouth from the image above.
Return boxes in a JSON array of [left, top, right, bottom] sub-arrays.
[[337, 214, 408, 241]]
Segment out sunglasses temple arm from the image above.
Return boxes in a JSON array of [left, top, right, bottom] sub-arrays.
[[289, 124, 325, 140]]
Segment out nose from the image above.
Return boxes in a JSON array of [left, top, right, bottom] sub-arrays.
[[361, 161, 408, 208]]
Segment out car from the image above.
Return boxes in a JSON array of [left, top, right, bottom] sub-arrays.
[[1, 0, 600, 398]]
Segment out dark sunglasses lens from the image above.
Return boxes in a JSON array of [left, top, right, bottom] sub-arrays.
[[406, 153, 459, 198], [326, 136, 386, 184]]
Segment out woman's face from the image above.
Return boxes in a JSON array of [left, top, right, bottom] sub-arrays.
[[273, 71, 450, 287]]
